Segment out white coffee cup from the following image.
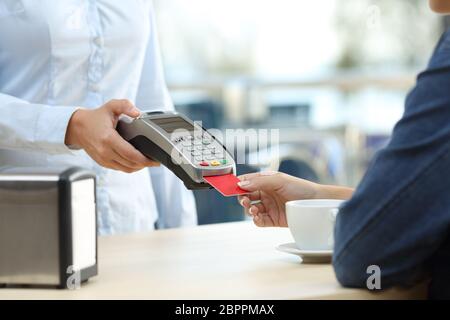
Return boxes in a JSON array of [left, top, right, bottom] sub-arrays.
[[286, 199, 345, 251]]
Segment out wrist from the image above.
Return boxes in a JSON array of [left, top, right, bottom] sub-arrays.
[[65, 108, 86, 148], [313, 183, 354, 200], [288, 174, 323, 200], [311, 182, 325, 199]]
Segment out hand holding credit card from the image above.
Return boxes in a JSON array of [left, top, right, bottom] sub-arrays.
[[203, 174, 249, 197]]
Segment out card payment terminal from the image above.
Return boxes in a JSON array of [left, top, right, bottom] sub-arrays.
[[117, 111, 236, 190]]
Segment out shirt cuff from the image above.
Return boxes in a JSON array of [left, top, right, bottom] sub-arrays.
[[34, 105, 82, 155]]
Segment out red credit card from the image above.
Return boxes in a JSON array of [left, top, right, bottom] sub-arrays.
[[203, 174, 249, 197]]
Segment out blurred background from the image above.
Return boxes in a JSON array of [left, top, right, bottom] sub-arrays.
[[152, 0, 445, 224]]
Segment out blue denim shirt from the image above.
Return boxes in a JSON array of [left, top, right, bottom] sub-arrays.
[[333, 29, 450, 299]]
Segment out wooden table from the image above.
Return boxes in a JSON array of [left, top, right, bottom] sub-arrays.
[[0, 221, 427, 299]]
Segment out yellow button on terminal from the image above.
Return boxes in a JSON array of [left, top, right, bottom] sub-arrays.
[[210, 160, 221, 166]]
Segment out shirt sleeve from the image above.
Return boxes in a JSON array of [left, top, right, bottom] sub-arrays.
[[332, 63, 450, 289], [0, 92, 79, 154]]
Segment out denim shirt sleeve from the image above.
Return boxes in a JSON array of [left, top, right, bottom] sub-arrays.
[[332, 31, 450, 290]]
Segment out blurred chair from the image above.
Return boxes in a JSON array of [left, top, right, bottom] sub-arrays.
[[256, 143, 332, 184], [267, 147, 325, 183], [175, 99, 224, 129], [278, 158, 319, 182]]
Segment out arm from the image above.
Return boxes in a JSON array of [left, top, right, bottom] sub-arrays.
[[0, 92, 158, 172], [316, 184, 354, 200], [237, 171, 354, 227], [0, 92, 78, 154]]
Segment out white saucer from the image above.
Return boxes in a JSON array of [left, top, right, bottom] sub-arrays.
[[276, 242, 332, 264]]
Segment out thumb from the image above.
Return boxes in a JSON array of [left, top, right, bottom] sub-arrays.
[[237, 171, 282, 192], [106, 99, 140, 118]]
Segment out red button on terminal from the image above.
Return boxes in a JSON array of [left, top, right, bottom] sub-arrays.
[[199, 161, 209, 166]]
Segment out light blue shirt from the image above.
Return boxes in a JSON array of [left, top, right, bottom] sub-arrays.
[[0, 0, 197, 234]]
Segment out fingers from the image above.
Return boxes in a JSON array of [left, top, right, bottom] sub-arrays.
[[249, 201, 275, 227], [79, 99, 160, 174], [97, 156, 155, 174], [240, 197, 267, 219], [253, 213, 275, 227], [238, 191, 263, 220], [92, 129, 159, 173], [249, 202, 266, 216], [238, 171, 278, 181], [106, 99, 140, 118], [237, 172, 264, 181], [237, 191, 262, 207], [111, 159, 139, 173], [112, 148, 159, 170], [238, 196, 251, 208], [110, 150, 150, 172], [237, 171, 281, 192], [87, 144, 141, 173], [247, 202, 274, 227], [108, 130, 157, 167]]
